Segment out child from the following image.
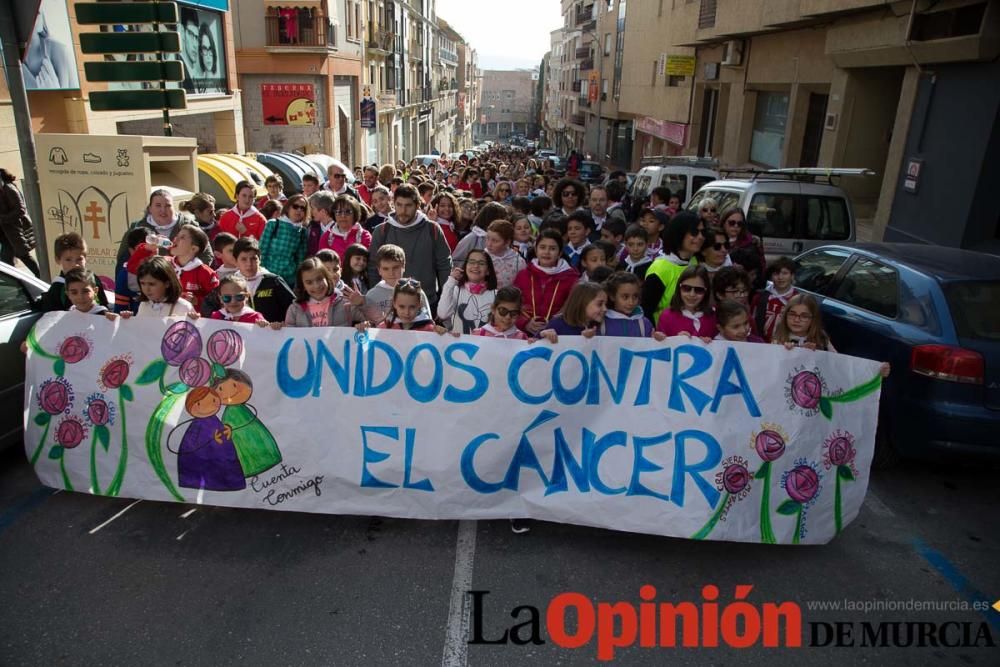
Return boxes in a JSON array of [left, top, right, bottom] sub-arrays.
[[128, 224, 218, 311], [256, 174, 286, 209], [114, 227, 148, 314], [209, 274, 269, 325], [438, 249, 497, 334], [485, 219, 526, 288], [656, 265, 716, 339], [374, 279, 443, 332], [472, 286, 530, 340], [218, 180, 267, 239], [600, 272, 664, 339], [212, 232, 239, 278], [577, 244, 607, 283], [751, 256, 797, 342], [364, 244, 430, 324], [314, 249, 344, 292], [64, 268, 116, 320], [36, 232, 110, 312], [121, 256, 194, 318], [202, 236, 294, 323], [512, 229, 579, 336], [259, 195, 309, 286], [528, 195, 552, 230], [512, 215, 535, 259], [773, 294, 892, 376], [563, 211, 594, 269], [712, 266, 751, 308], [638, 208, 669, 260], [599, 219, 626, 267], [284, 257, 358, 328], [622, 225, 653, 279], [540, 281, 607, 340], [342, 243, 371, 295], [714, 299, 764, 343]]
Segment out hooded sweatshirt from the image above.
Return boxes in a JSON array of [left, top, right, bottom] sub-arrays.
[[363, 280, 432, 324], [284, 293, 358, 327], [511, 258, 578, 333], [489, 248, 527, 289], [366, 211, 452, 306]]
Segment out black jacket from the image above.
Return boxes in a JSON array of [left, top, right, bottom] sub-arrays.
[[200, 272, 294, 323]]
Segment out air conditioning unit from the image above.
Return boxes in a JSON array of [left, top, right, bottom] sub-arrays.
[[721, 40, 744, 66]]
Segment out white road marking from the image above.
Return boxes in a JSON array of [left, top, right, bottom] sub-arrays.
[[196, 487, 205, 505], [864, 489, 895, 518], [441, 520, 477, 667], [180, 508, 197, 519], [176, 529, 189, 541], [88, 499, 141, 535]]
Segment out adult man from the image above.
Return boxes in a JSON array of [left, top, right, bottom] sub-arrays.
[[178, 9, 202, 93], [324, 164, 360, 201], [356, 166, 378, 206], [605, 179, 630, 226], [587, 186, 610, 240], [366, 184, 451, 310]]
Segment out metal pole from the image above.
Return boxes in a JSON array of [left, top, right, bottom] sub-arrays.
[[0, 0, 51, 279], [154, 1, 172, 136]]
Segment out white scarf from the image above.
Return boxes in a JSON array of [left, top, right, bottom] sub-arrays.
[[71, 303, 108, 315], [173, 257, 203, 274], [767, 284, 796, 305], [605, 308, 643, 321], [480, 323, 522, 338], [242, 271, 266, 294], [681, 309, 704, 333], [624, 255, 651, 271], [146, 213, 177, 235], [218, 306, 255, 321], [564, 241, 586, 258], [231, 204, 261, 222], [664, 252, 690, 266], [470, 225, 487, 237], [386, 210, 428, 229], [329, 223, 359, 239], [531, 258, 572, 275]]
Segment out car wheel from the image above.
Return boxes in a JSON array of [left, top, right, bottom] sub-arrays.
[[871, 421, 901, 470]]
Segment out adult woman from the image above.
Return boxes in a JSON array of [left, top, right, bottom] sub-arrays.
[[699, 224, 732, 277], [552, 177, 586, 216], [180, 192, 218, 242], [197, 23, 218, 93], [431, 191, 460, 251], [641, 211, 705, 323], [480, 166, 497, 194], [459, 167, 483, 198], [378, 164, 396, 187], [318, 194, 370, 262], [218, 180, 267, 239], [260, 194, 309, 285], [0, 168, 40, 276], [493, 181, 513, 204], [116, 189, 205, 266], [720, 205, 765, 277], [697, 196, 720, 226]]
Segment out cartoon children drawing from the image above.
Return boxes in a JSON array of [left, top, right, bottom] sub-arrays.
[[212, 369, 282, 477], [170, 386, 246, 492]]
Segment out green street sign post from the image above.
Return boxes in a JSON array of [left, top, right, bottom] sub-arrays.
[[74, 2, 186, 135]]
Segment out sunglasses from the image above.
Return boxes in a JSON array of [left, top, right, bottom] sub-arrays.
[[495, 306, 521, 317], [725, 218, 745, 226], [679, 284, 707, 295], [290, 204, 307, 211], [701, 207, 717, 213], [221, 294, 247, 303], [398, 277, 421, 288], [691, 228, 705, 237], [331, 174, 346, 180], [711, 242, 731, 251], [562, 191, 578, 197]]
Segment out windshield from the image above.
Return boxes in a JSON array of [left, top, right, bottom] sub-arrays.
[[944, 281, 1000, 341], [688, 189, 742, 215]]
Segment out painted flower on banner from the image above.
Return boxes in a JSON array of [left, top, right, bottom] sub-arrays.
[[55, 415, 87, 449], [98, 355, 132, 391], [823, 430, 858, 535], [84, 393, 115, 428], [785, 366, 827, 416], [752, 424, 787, 462], [38, 377, 74, 415], [179, 357, 212, 388], [161, 320, 202, 367], [716, 455, 752, 517], [778, 458, 824, 543], [207, 329, 243, 367], [59, 335, 91, 364], [749, 423, 790, 545]]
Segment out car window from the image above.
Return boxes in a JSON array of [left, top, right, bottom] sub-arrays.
[[0, 272, 34, 317], [691, 176, 715, 201], [833, 257, 899, 318], [794, 248, 852, 294], [749, 193, 796, 239], [659, 174, 687, 198], [943, 281, 1000, 341], [689, 189, 741, 215], [633, 174, 652, 198], [804, 196, 850, 240]]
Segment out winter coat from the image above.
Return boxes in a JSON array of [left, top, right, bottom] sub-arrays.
[[115, 212, 210, 267], [511, 259, 579, 332], [284, 294, 358, 328], [366, 211, 452, 306], [0, 182, 36, 255]]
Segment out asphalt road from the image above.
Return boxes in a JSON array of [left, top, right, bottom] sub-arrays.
[[1, 444, 997, 666]]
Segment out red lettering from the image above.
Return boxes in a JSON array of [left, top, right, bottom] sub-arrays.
[[597, 602, 637, 661], [546, 592, 595, 649]]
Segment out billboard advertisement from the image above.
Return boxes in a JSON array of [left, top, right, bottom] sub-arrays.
[[22, 0, 80, 91]]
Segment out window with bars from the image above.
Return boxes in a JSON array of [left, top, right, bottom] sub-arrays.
[[698, 0, 717, 29]]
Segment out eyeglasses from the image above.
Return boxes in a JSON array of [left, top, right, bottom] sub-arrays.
[[290, 204, 307, 211], [788, 311, 813, 321], [334, 209, 354, 216], [724, 288, 749, 297], [711, 242, 731, 251], [496, 306, 521, 317], [465, 259, 487, 267], [220, 294, 247, 303], [679, 284, 707, 295]]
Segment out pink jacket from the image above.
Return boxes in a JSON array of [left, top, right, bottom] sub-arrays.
[[318, 223, 372, 262]]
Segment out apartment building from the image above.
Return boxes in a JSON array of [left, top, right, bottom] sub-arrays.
[[476, 69, 538, 142], [456, 37, 480, 151], [540, 28, 564, 150], [232, 0, 364, 165], [579, 0, 631, 168]]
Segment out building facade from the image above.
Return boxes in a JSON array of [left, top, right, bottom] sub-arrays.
[[476, 69, 538, 142]]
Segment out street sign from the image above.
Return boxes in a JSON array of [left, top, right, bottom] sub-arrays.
[[665, 55, 696, 77], [84, 61, 184, 83], [90, 89, 187, 112], [80, 32, 181, 54], [75, 2, 178, 24]]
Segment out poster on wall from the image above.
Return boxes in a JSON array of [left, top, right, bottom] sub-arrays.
[[360, 85, 376, 129], [22, 0, 80, 91], [262, 83, 317, 125]]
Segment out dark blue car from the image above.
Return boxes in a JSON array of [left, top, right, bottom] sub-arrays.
[[793, 243, 1000, 466]]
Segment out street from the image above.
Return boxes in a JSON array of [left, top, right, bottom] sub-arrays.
[[1, 444, 997, 666]]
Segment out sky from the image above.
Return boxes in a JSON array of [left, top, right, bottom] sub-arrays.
[[436, 0, 562, 70]]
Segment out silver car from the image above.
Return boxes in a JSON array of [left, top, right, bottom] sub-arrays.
[[0, 262, 48, 450]]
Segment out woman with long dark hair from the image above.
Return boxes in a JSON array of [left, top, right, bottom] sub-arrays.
[[0, 168, 40, 276]]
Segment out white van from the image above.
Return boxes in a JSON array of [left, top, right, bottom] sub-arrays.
[[687, 168, 873, 258], [632, 156, 720, 206]]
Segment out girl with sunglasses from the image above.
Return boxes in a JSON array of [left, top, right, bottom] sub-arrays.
[[720, 206, 765, 276], [208, 274, 269, 326], [259, 195, 309, 286], [655, 264, 716, 341], [472, 286, 530, 340], [700, 224, 733, 276]]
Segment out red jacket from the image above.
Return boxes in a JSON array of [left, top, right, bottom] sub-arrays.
[[127, 245, 219, 310], [218, 207, 267, 240], [512, 260, 579, 332], [318, 223, 372, 262], [436, 220, 459, 251], [357, 183, 374, 206]]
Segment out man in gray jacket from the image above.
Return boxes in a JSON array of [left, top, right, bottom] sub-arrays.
[[366, 184, 452, 311]]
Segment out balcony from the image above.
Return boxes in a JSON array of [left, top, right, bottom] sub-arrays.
[[265, 12, 333, 49], [571, 80, 582, 92], [580, 58, 594, 71], [575, 46, 591, 59], [570, 112, 586, 127], [439, 47, 458, 65], [367, 28, 395, 53]]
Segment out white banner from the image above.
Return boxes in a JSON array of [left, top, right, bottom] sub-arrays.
[[24, 313, 884, 544]]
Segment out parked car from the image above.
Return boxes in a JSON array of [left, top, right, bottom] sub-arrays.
[[411, 155, 442, 168], [633, 156, 719, 210], [793, 243, 1000, 466], [578, 161, 604, 185], [689, 168, 872, 258], [0, 262, 49, 451]]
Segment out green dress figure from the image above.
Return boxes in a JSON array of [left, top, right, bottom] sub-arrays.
[[213, 370, 282, 476]]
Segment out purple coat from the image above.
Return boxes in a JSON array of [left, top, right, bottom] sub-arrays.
[[177, 415, 246, 492]]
